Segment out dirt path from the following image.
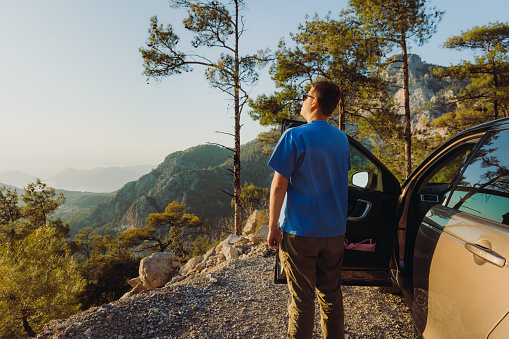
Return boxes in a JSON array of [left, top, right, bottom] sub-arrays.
[[39, 253, 419, 339]]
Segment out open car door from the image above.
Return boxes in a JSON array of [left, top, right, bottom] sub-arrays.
[[342, 137, 401, 286]]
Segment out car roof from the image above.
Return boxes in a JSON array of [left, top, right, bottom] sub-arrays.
[[454, 116, 509, 136]]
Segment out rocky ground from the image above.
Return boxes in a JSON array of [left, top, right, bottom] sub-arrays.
[[38, 245, 420, 339]]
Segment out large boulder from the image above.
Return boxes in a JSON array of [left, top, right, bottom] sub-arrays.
[[139, 252, 180, 290], [242, 210, 268, 235]]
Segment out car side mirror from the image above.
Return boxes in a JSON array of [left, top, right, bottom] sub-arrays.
[[352, 171, 378, 190]]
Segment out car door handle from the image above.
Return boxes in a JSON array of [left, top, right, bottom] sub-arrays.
[[465, 243, 506, 268], [347, 199, 372, 221]]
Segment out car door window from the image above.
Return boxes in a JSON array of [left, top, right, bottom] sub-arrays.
[[428, 149, 472, 185], [349, 145, 383, 192], [446, 129, 509, 226]]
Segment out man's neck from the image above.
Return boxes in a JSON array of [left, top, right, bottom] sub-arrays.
[[306, 111, 328, 122]]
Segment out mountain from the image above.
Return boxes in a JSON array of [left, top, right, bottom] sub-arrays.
[[47, 165, 155, 193], [381, 54, 469, 135], [0, 171, 37, 189], [66, 139, 273, 235]]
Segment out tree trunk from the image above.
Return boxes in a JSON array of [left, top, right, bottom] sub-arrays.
[[401, 37, 412, 179], [22, 316, 36, 337], [338, 96, 346, 131], [493, 63, 499, 120], [233, 0, 242, 236]]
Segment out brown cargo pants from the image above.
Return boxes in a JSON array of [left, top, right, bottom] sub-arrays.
[[279, 230, 345, 339]]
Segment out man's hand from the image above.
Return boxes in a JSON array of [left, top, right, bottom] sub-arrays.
[[267, 226, 279, 249]]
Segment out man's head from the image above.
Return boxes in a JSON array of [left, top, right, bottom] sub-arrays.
[[310, 81, 341, 116], [300, 80, 340, 120]]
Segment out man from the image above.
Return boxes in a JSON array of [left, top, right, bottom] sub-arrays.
[[267, 80, 351, 339]]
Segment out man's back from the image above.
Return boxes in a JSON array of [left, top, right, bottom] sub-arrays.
[[268, 120, 350, 237]]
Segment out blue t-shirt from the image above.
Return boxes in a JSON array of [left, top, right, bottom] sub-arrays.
[[268, 120, 351, 237]]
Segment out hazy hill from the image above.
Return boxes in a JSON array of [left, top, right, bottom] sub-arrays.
[[0, 171, 37, 189], [47, 165, 155, 192], [65, 139, 273, 235]]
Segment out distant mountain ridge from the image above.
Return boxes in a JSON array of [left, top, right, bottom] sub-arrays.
[[0, 165, 155, 193], [0, 171, 38, 189], [65, 140, 273, 235], [47, 165, 155, 192]]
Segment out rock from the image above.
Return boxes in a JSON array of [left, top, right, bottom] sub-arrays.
[[167, 275, 186, 285], [242, 210, 269, 235], [221, 245, 240, 261], [139, 252, 180, 290], [216, 235, 241, 253], [201, 246, 217, 263], [250, 226, 269, 245], [128, 277, 141, 288], [121, 280, 148, 300], [195, 262, 207, 272], [206, 273, 218, 284], [180, 256, 203, 276]]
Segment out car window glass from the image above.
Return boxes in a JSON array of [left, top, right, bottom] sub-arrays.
[[446, 129, 509, 226], [428, 149, 472, 184], [349, 145, 383, 192]]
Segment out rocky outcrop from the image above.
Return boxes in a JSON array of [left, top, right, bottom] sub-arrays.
[[381, 54, 468, 137], [121, 196, 159, 230], [122, 211, 270, 298]]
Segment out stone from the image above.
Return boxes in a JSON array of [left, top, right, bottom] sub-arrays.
[[195, 262, 207, 272], [242, 210, 269, 235], [180, 256, 203, 276], [128, 277, 141, 288], [200, 246, 217, 266], [216, 235, 242, 253], [250, 226, 269, 245], [139, 252, 180, 290], [221, 245, 239, 261]]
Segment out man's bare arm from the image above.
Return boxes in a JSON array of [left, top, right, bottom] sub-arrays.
[[267, 171, 289, 249]]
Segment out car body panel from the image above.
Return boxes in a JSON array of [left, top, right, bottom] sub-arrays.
[[418, 208, 509, 338], [489, 311, 509, 338]]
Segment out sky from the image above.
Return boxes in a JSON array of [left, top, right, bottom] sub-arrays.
[[1, 0, 508, 178]]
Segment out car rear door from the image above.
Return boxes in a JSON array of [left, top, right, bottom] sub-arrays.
[[342, 137, 401, 286], [413, 128, 509, 337]]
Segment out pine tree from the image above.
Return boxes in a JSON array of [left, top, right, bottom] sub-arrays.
[[140, 0, 271, 235]]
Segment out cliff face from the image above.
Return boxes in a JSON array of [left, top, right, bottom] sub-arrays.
[[80, 141, 272, 233], [381, 54, 467, 135]]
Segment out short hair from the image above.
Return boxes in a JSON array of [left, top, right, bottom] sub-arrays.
[[311, 81, 340, 117]]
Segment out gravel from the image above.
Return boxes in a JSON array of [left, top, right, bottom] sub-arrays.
[[38, 246, 420, 339]]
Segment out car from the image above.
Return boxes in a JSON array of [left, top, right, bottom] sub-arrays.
[[280, 117, 509, 338]]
